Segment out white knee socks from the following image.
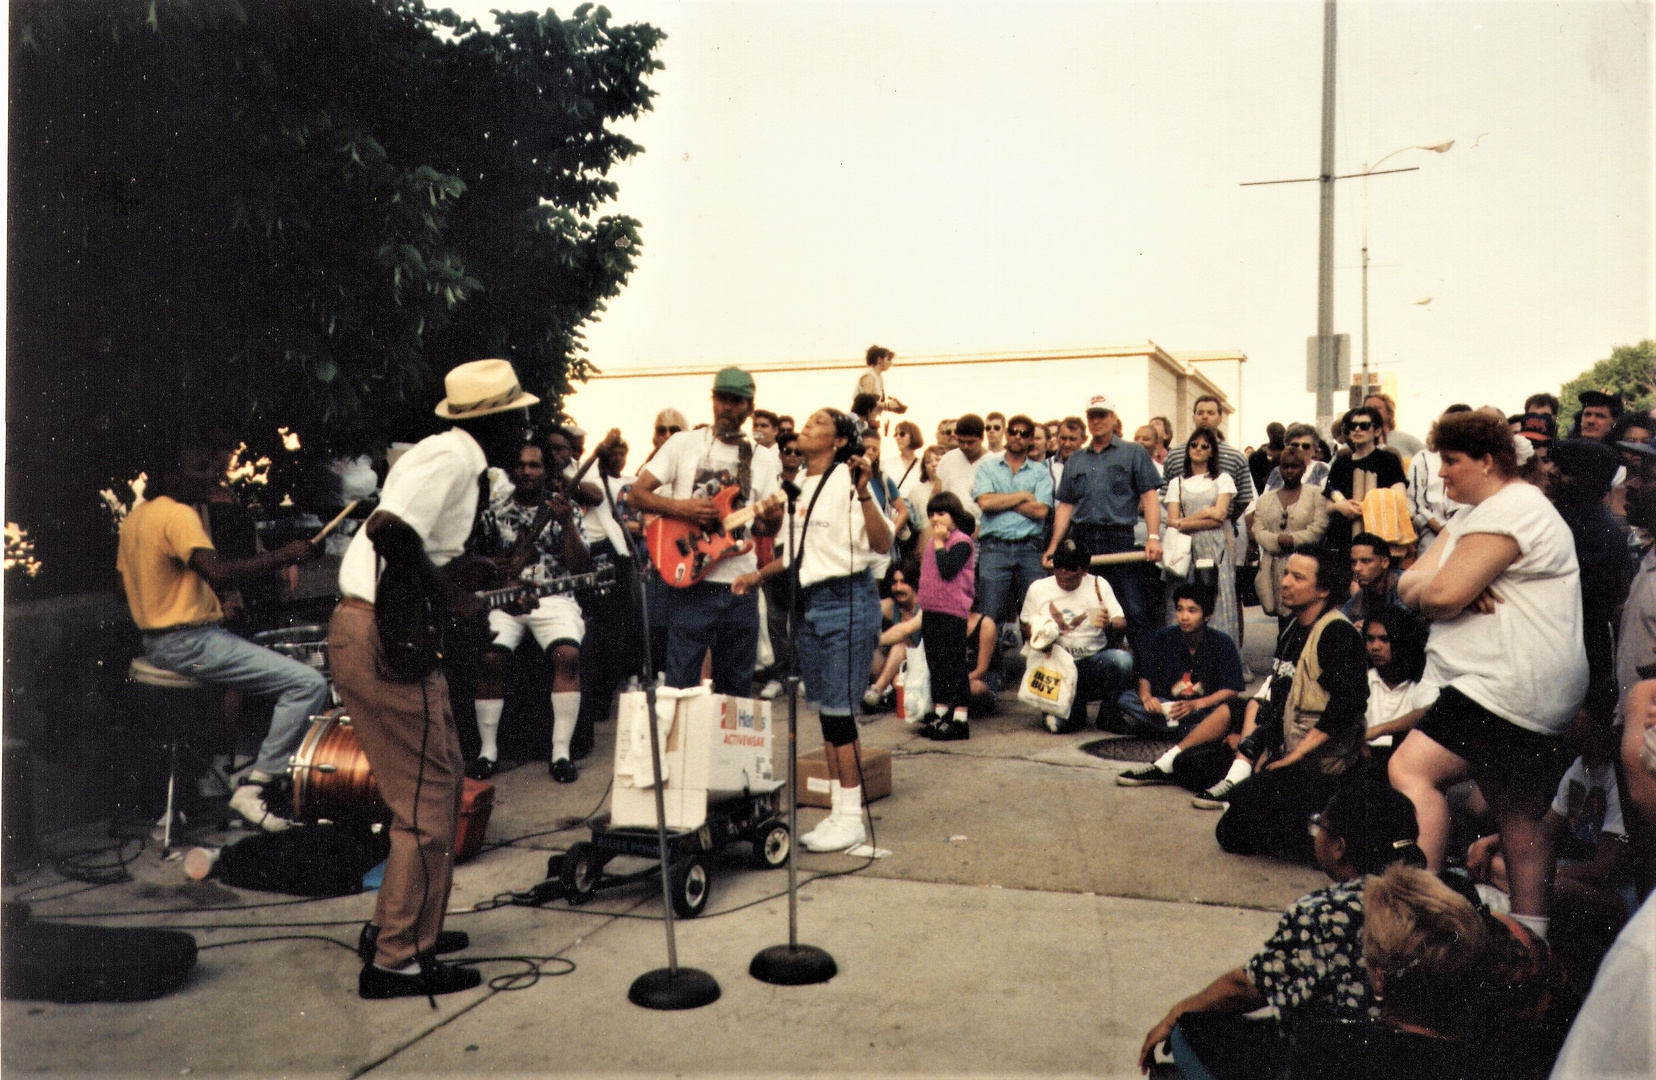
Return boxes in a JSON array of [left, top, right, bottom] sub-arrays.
[[475, 699, 504, 762], [551, 691, 581, 762]]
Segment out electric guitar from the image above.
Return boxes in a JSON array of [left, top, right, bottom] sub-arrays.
[[646, 488, 786, 588], [472, 565, 618, 611]]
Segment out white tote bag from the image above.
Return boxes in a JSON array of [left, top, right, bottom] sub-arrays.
[[1018, 645, 1078, 720], [900, 640, 932, 723], [1158, 524, 1193, 578]]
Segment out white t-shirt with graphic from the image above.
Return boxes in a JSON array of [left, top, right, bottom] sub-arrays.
[[1019, 574, 1125, 659], [640, 430, 780, 584]]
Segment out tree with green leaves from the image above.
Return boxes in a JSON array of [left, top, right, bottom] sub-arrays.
[[1559, 340, 1656, 426], [6, 0, 663, 597]]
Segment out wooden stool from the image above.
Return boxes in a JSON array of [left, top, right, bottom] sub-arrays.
[[127, 657, 213, 854]]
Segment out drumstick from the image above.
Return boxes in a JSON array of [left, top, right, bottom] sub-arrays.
[[311, 500, 361, 545], [1088, 551, 1152, 567]]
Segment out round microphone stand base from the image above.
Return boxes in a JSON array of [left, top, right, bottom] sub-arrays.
[[628, 966, 721, 1010], [749, 943, 837, 986]]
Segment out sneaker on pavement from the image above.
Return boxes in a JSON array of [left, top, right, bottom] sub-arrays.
[[1116, 764, 1173, 787], [228, 783, 293, 832], [802, 813, 866, 853], [928, 719, 970, 742], [1044, 713, 1082, 735], [798, 815, 834, 849], [549, 757, 578, 784], [1191, 778, 1237, 809], [759, 680, 784, 700], [465, 757, 497, 781], [861, 687, 886, 714]]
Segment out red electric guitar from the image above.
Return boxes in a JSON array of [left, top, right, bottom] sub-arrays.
[[646, 488, 785, 588]]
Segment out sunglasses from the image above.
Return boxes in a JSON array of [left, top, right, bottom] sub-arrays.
[[779, 445, 802, 455], [1008, 428, 1034, 439], [1289, 441, 1314, 450], [986, 423, 1004, 432], [656, 425, 681, 436], [1347, 421, 1374, 431]]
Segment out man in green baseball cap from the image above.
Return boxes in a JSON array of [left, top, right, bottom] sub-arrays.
[[628, 365, 783, 693]]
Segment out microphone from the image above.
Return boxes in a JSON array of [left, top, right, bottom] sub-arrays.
[[781, 479, 802, 503]]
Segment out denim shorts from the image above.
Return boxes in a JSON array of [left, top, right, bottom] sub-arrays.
[[798, 571, 881, 716]]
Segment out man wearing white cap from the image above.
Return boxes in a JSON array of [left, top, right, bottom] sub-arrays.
[[330, 358, 537, 1000], [1044, 394, 1163, 655]]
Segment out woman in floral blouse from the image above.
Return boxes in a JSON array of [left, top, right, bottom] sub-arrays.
[[1138, 779, 1425, 1078]]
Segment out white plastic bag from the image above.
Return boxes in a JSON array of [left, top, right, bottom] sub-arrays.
[[1158, 524, 1193, 578], [1018, 645, 1078, 721], [900, 640, 932, 723]]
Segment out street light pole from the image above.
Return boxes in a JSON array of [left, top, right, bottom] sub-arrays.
[[1315, 0, 1338, 433], [1360, 141, 1453, 403]]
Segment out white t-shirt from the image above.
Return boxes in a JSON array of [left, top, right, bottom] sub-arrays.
[[580, 474, 635, 552], [1019, 574, 1125, 659], [1421, 481, 1588, 734], [936, 448, 993, 513], [639, 430, 781, 584], [779, 464, 881, 588], [1364, 671, 1436, 747], [1164, 473, 1237, 507], [338, 428, 487, 603], [1550, 756, 1625, 840]]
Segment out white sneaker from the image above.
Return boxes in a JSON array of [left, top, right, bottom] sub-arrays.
[[759, 680, 784, 700], [1043, 713, 1062, 733], [802, 813, 866, 853], [798, 813, 835, 849], [229, 784, 293, 833]]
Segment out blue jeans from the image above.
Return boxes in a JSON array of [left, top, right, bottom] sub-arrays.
[[663, 582, 760, 695], [143, 624, 330, 776], [799, 571, 881, 717], [1073, 648, 1135, 716], [1115, 692, 1223, 739], [1071, 523, 1156, 656], [975, 537, 1047, 627]]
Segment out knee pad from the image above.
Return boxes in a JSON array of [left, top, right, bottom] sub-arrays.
[[819, 712, 858, 747]]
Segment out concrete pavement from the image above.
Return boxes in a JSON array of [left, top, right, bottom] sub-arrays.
[[4, 616, 1321, 1078]]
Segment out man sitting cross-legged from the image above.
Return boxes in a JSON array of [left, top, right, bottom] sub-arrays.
[[469, 433, 592, 783], [1115, 582, 1245, 787], [1018, 539, 1135, 733]]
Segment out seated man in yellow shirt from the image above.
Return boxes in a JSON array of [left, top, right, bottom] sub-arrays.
[[117, 442, 326, 831]]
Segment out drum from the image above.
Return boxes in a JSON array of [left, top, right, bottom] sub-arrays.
[[251, 625, 330, 677], [288, 710, 389, 827]]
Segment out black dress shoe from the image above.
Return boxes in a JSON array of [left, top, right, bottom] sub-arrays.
[[465, 757, 496, 781], [359, 953, 481, 1000], [358, 922, 470, 963], [549, 757, 578, 783]]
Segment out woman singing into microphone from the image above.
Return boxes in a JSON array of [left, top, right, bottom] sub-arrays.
[[734, 409, 891, 853]]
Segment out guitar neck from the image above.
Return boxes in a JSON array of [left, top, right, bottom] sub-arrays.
[[476, 568, 612, 611]]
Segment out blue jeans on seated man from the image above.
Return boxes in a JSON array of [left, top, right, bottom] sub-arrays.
[[143, 624, 331, 777], [663, 581, 760, 695], [1114, 692, 1223, 740], [975, 536, 1047, 627], [1051, 648, 1134, 731]]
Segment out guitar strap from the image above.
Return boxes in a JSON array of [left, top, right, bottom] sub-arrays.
[[792, 461, 840, 567], [463, 469, 493, 555], [737, 436, 753, 503]]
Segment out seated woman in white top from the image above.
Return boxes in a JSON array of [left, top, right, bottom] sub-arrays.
[[1360, 607, 1432, 756]]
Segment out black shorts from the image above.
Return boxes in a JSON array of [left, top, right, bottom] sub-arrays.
[[1413, 685, 1570, 808]]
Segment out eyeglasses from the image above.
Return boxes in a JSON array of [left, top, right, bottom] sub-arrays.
[[1289, 441, 1314, 451], [1307, 812, 1326, 838], [655, 425, 681, 436], [1007, 428, 1034, 439], [1347, 421, 1374, 431]]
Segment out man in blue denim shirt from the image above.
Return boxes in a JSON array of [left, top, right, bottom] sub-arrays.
[[117, 442, 327, 832], [1044, 394, 1163, 654], [972, 413, 1052, 629]]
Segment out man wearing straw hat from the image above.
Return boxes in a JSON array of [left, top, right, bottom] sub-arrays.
[[330, 358, 537, 1000]]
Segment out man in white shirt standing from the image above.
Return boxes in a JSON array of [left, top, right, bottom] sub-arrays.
[[628, 367, 783, 694], [934, 413, 992, 513]]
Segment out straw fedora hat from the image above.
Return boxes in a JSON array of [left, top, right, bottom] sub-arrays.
[[434, 359, 540, 420]]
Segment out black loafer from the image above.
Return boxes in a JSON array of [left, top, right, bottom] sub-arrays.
[[465, 757, 496, 781], [549, 757, 578, 784], [358, 953, 481, 1000], [358, 923, 470, 963]]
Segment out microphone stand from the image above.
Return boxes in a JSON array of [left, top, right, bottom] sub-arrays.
[[750, 475, 838, 985], [599, 461, 720, 1010]]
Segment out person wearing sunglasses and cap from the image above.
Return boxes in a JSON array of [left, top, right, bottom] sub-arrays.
[[628, 366, 783, 694], [331, 358, 539, 1000], [1323, 405, 1407, 560]]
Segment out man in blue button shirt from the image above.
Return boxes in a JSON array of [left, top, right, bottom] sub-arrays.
[[972, 414, 1053, 628], [1045, 393, 1164, 654]]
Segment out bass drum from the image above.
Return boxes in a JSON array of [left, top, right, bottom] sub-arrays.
[[288, 709, 389, 827]]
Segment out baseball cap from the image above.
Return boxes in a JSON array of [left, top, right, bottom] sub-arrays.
[[1517, 412, 1557, 445], [711, 366, 756, 400], [1578, 389, 1623, 413], [1083, 394, 1116, 415]]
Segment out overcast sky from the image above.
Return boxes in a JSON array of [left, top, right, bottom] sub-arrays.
[[455, 0, 1652, 446]]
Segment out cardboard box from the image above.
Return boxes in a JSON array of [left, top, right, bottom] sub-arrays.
[[610, 689, 778, 831], [794, 746, 891, 809]]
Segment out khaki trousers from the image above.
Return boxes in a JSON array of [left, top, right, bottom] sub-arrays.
[[328, 601, 463, 968]]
